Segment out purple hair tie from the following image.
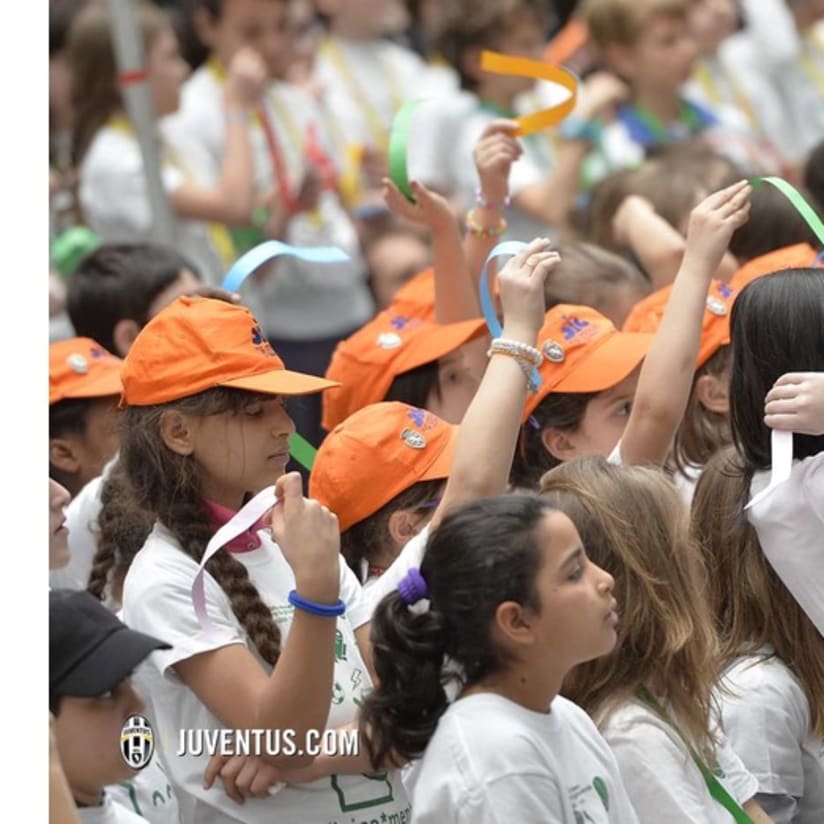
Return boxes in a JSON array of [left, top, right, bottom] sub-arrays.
[[397, 567, 429, 606]]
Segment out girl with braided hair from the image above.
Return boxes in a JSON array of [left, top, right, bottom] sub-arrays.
[[118, 295, 410, 823]]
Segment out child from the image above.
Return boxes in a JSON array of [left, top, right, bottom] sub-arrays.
[[321, 311, 487, 430], [540, 457, 769, 823], [164, 0, 373, 447], [49, 338, 123, 497], [70, 0, 267, 283], [117, 295, 411, 822], [310, 401, 453, 593], [411, 0, 628, 238], [50, 589, 171, 823], [50, 479, 71, 571], [67, 243, 202, 358], [692, 446, 824, 822], [582, 0, 766, 182], [360, 493, 640, 822], [509, 179, 751, 488]]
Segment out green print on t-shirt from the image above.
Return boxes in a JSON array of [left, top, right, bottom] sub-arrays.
[[330, 773, 396, 812], [592, 776, 609, 810]]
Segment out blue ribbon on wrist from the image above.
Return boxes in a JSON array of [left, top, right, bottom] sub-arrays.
[[288, 589, 346, 618]]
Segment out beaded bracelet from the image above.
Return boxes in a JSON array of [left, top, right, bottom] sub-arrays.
[[488, 338, 542, 367], [465, 208, 507, 238], [486, 347, 540, 393], [288, 589, 346, 618], [474, 188, 512, 210]]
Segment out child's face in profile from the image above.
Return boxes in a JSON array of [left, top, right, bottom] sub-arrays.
[[476, 12, 546, 99], [54, 680, 144, 799], [49, 479, 71, 570], [427, 349, 481, 425], [624, 15, 697, 93]]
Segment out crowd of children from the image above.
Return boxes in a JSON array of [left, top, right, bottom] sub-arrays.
[[48, 0, 824, 822]]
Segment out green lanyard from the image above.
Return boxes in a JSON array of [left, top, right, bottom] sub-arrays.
[[635, 686, 754, 824]]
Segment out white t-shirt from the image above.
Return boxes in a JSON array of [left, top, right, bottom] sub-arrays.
[[78, 127, 224, 284], [163, 69, 372, 339], [599, 698, 756, 823], [411, 692, 639, 823], [78, 793, 146, 824], [748, 452, 824, 638], [107, 757, 180, 824], [121, 523, 410, 824], [717, 651, 824, 824]]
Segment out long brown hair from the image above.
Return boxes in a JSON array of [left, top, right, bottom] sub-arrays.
[[120, 387, 282, 666], [691, 446, 824, 738], [69, 0, 170, 165], [540, 457, 720, 752]]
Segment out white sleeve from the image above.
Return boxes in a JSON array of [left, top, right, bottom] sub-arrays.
[[747, 453, 824, 638], [605, 719, 721, 824], [738, 0, 801, 68], [339, 559, 370, 630], [364, 525, 430, 615], [455, 774, 564, 824], [122, 550, 247, 679], [714, 731, 759, 805]]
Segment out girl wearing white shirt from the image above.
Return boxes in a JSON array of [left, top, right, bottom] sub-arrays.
[[69, 1, 266, 283], [692, 446, 824, 824], [361, 492, 639, 823], [117, 295, 411, 823], [540, 457, 769, 824]]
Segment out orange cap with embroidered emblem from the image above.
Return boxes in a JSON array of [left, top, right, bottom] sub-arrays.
[[524, 305, 653, 420], [311, 402, 455, 532], [321, 310, 487, 431], [622, 278, 738, 370], [121, 296, 340, 406], [730, 243, 819, 291], [50, 338, 123, 405]]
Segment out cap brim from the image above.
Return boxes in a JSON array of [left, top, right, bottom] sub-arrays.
[[55, 367, 123, 403], [393, 318, 488, 375], [419, 423, 458, 482], [554, 332, 652, 392], [56, 627, 170, 698], [220, 368, 341, 396]]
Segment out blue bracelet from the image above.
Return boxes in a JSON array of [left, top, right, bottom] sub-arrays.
[[288, 589, 346, 618]]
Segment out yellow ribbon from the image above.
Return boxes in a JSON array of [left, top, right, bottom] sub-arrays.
[[480, 51, 578, 136]]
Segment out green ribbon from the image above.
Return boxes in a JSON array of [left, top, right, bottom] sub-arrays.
[[753, 177, 824, 245], [289, 432, 317, 471], [388, 99, 424, 203]]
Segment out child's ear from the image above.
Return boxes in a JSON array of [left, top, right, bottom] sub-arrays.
[[159, 410, 196, 456], [49, 437, 81, 476], [461, 46, 485, 87], [694, 372, 730, 415], [493, 601, 536, 648], [112, 319, 141, 358], [387, 508, 422, 550], [603, 43, 637, 82], [540, 427, 579, 464]]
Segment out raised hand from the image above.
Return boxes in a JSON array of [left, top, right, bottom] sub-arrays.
[[382, 177, 455, 231], [764, 372, 824, 435], [473, 119, 523, 208]]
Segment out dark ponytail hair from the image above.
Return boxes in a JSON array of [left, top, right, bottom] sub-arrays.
[[361, 494, 555, 768], [729, 269, 824, 472], [509, 392, 596, 489], [120, 387, 283, 665]]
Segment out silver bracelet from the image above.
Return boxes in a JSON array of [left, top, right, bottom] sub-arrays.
[[488, 338, 542, 367]]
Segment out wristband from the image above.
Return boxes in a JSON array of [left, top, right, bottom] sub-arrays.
[[474, 188, 512, 210], [466, 208, 507, 238], [288, 589, 346, 618], [487, 348, 541, 393], [488, 337, 542, 367]]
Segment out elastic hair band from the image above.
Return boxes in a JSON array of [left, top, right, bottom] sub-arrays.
[[397, 567, 429, 606], [288, 589, 346, 618]]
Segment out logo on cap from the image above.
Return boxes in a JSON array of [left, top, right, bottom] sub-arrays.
[[706, 297, 728, 317], [542, 341, 565, 363], [120, 714, 155, 770], [377, 332, 402, 350], [400, 428, 427, 449], [67, 354, 88, 374], [251, 324, 276, 356]]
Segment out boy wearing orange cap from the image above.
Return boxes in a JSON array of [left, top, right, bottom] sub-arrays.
[[49, 338, 123, 497]]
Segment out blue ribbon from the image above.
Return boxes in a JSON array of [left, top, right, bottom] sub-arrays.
[[479, 241, 543, 391], [221, 240, 350, 293]]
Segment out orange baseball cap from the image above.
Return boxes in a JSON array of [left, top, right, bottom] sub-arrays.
[[121, 296, 340, 406], [524, 304, 653, 420], [321, 310, 487, 431], [388, 267, 437, 322], [622, 278, 738, 370], [50, 338, 123, 405], [310, 402, 455, 532], [730, 243, 818, 291]]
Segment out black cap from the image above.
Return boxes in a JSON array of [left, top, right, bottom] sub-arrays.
[[50, 590, 171, 699]]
